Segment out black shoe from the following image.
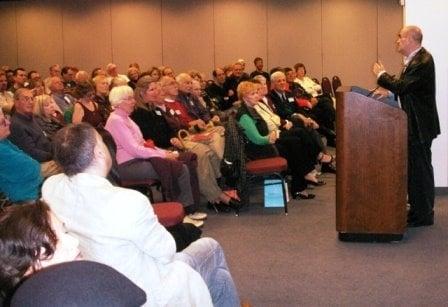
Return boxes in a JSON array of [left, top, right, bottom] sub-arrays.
[[321, 162, 336, 174], [407, 216, 434, 228], [292, 192, 316, 200], [207, 202, 231, 213], [227, 199, 243, 213]]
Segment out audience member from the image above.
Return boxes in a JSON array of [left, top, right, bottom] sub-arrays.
[[49, 76, 75, 114], [43, 64, 61, 94], [237, 81, 317, 199], [74, 70, 90, 84], [92, 74, 112, 122], [0, 201, 81, 302], [106, 63, 129, 83], [27, 70, 41, 83], [72, 82, 104, 128], [105, 85, 205, 225], [148, 66, 162, 81], [42, 123, 240, 306], [33, 94, 65, 138], [0, 108, 42, 203], [8, 68, 27, 93], [28, 79, 45, 97], [127, 66, 140, 89], [205, 68, 232, 111], [223, 62, 249, 104], [91, 67, 106, 79], [132, 77, 241, 212], [162, 66, 175, 78], [250, 57, 270, 80], [8, 88, 60, 177], [0, 71, 14, 113], [61, 66, 77, 90]]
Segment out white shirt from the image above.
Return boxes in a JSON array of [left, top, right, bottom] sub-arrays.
[[42, 173, 212, 307], [294, 76, 321, 97]]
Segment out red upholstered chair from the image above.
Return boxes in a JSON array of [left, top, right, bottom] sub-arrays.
[[245, 156, 289, 214], [321, 77, 333, 97], [153, 202, 185, 227], [332, 75, 342, 94]]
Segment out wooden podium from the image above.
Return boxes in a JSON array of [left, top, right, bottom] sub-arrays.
[[335, 87, 407, 242]]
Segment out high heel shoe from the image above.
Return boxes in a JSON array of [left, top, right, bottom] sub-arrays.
[[207, 202, 231, 213], [292, 192, 316, 200], [227, 199, 243, 214]]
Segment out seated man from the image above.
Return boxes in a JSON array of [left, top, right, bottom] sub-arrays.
[[42, 123, 240, 307], [49, 76, 75, 114], [8, 88, 60, 177], [0, 108, 41, 202]]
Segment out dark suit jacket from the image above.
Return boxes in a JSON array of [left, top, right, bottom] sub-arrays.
[[378, 47, 440, 144], [267, 90, 301, 120], [8, 113, 52, 162]]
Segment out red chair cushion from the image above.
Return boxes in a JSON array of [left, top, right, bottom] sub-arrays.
[[153, 202, 185, 227], [246, 157, 287, 175]]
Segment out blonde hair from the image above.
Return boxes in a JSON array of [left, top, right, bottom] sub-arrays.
[[237, 81, 257, 101], [33, 94, 53, 118]]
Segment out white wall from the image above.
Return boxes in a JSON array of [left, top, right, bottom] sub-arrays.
[[405, 0, 448, 187]]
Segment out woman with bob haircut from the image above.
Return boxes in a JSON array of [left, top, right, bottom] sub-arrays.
[[105, 85, 206, 225], [0, 201, 81, 301], [236, 81, 324, 199]]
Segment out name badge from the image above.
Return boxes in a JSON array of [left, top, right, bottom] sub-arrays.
[[155, 110, 162, 116], [64, 96, 71, 104], [224, 97, 229, 101], [189, 100, 195, 106], [175, 110, 181, 115], [288, 97, 294, 102], [170, 109, 175, 115]]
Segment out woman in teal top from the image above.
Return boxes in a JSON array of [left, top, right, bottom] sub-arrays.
[[0, 109, 42, 202], [236, 81, 317, 199]]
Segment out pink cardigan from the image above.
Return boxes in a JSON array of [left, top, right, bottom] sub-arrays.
[[105, 108, 166, 164]]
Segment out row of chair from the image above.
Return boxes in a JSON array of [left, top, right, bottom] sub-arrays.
[[313, 76, 342, 97]]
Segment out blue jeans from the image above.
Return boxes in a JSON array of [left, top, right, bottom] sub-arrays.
[[175, 237, 240, 307]]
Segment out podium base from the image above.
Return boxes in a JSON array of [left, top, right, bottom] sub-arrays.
[[338, 232, 403, 243]]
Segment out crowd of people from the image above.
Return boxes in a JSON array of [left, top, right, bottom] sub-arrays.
[[0, 57, 337, 304]]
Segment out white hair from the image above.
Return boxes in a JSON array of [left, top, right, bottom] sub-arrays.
[[109, 85, 134, 108], [270, 71, 285, 83]]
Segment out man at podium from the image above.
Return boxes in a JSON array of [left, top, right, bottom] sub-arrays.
[[372, 25, 440, 228]]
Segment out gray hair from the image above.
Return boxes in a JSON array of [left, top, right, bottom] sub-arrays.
[[109, 85, 134, 108]]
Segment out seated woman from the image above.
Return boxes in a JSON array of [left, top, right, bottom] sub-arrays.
[[236, 81, 321, 199], [254, 75, 335, 175], [163, 76, 225, 159], [0, 108, 42, 203], [0, 201, 81, 301], [105, 85, 207, 225], [92, 75, 112, 125], [293, 64, 336, 146], [33, 94, 65, 138], [132, 77, 241, 212], [72, 82, 105, 128]]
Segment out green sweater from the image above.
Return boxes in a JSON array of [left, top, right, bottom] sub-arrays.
[[238, 114, 270, 145]]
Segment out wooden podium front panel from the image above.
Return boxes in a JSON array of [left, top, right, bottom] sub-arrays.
[[336, 90, 407, 235]]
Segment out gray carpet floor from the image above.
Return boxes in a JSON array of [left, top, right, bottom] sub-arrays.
[[202, 172, 448, 306]]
